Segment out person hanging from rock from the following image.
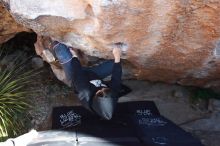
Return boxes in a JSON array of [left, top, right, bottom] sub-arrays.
[[37, 37, 131, 120]]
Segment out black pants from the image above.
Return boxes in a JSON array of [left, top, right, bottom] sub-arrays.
[[54, 42, 117, 120]]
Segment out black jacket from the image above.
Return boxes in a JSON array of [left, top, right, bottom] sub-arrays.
[[71, 58, 122, 120]]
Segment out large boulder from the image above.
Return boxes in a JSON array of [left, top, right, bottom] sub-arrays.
[[1, 0, 220, 88], [0, 2, 29, 43]]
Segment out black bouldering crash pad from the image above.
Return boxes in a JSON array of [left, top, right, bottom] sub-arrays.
[[131, 114, 203, 146], [50, 101, 203, 146]]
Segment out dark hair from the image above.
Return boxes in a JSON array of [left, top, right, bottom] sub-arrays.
[[95, 88, 111, 98]]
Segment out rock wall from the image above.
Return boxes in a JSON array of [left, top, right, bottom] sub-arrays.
[[1, 0, 220, 88], [0, 2, 29, 43]]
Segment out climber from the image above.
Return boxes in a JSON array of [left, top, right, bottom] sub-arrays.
[[38, 37, 123, 120]]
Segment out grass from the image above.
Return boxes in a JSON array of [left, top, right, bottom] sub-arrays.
[[0, 48, 38, 141]]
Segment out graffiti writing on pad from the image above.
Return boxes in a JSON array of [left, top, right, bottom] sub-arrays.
[[138, 118, 167, 126], [59, 110, 81, 128], [152, 137, 168, 145], [136, 109, 152, 116]]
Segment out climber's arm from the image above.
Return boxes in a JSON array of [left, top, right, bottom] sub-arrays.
[[109, 47, 122, 95]]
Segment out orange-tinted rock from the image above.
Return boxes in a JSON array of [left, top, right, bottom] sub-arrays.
[[0, 2, 29, 43], [2, 0, 220, 88]]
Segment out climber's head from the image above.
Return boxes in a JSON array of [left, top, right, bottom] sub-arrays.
[[95, 87, 111, 99]]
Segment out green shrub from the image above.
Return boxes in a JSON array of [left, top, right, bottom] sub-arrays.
[[0, 51, 36, 141], [191, 87, 220, 101]]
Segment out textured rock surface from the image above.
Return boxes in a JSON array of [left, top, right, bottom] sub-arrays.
[[1, 0, 220, 88], [0, 2, 29, 43]]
